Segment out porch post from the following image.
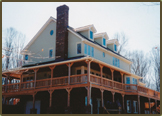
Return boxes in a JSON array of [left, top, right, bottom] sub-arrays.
[[148, 98, 151, 114], [49, 90, 54, 107], [49, 66, 55, 87], [30, 92, 37, 114], [87, 86, 91, 106], [111, 91, 115, 102], [87, 61, 91, 83], [138, 95, 140, 114], [5, 75, 9, 92], [66, 88, 72, 107], [3, 96, 6, 104], [110, 69, 114, 87], [33, 69, 39, 88], [122, 94, 125, 112], [99, 64, 103, 86], [155, 99, 157, 114], [120, 72, 124, 89], [100, 89, 104, 107], [66, 63, 73, 85], [19, 74, 23, 91]]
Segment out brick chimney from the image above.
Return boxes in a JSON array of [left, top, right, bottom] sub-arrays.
[[55, 5, 69, 60]]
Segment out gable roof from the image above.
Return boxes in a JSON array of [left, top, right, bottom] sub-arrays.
[[20, 17, 56, 54], [94, 32, 109, 40], [107, 39, 120, 46], [74, 24, 97, 33]]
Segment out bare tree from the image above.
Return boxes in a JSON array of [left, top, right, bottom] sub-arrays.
[[2, 27, 26, 85], [150, 46, 160, 92], [125, 50, 151, 88], [113, 32, 128, 55]]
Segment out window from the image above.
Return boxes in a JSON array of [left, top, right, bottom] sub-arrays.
[[84, 70, 87, 74], [90, 31, 93, 39], [133, 101, 138, 113], [103, 38, 106, 46], [103, 52, 105, 57], [126, 77, 130, 84], [50, 30, 54, 35], [91, 47, 94, 57], [49, 49, 53, 58], [25, 55, 28, 60], [114, 44, 117, 52], [84, 44, 87, 54], [133, 78, 137, 84], [77, 43, 81, 54], [127, 100, 131, 113], [113, 57, 120, 68], [88, 45, 91, 55]]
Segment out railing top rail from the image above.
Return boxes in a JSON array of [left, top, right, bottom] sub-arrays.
[[52, 76, 68, 79], [70, 74, 87, 77], [36, 78, 51, 82]]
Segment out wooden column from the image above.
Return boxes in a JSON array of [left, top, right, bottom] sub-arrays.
[[111, 91, 115, 102], [49, 66, 56, 87], [99, 64, 103, 86], [32, 93, 36, 109], [155, 99, 157, 114], [6, 98, 9, 105], [120, 72, 124, 90], [66, 63, 73, 85], [5, 75, 9, 92], [33, 69, 39, 88], [110, 69, 114, 87], [122, 94, 125, 111], [138, 95, 140, 114], [100, 89, 104, 107], [86, 86, 91, 105], [66, 88, 72, 107], [19, 74, 23, 91], [148, 98, 151, 114], [85, 60, 92, 83], [48, 90, 54, 107]]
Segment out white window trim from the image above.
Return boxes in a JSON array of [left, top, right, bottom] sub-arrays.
[[127, 100, 131, 113], [133, 100, 138, 113], [76, 42, 82, 55], [49, 48, 54, 58]]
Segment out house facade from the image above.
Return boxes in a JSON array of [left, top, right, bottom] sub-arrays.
[[2, 5, 160, 114]]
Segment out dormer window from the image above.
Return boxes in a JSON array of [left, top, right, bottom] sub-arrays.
[[90, 31, 93, 40], [114, 44, 117, 52], [49, 49, 53, 58], [103, 38, 106, 46], [25, 55, 28, 60]]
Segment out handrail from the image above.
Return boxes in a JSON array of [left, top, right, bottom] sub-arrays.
[[2, 74, 160, 100]]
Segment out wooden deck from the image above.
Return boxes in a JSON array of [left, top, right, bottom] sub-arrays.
[[2, 74, 160, 100]]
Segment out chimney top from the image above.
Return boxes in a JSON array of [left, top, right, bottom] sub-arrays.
[[57, 4, 69, 11]]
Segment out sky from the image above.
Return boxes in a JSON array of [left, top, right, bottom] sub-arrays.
[[2, 2, 160, 54]]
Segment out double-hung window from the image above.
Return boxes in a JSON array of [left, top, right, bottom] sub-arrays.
[[49, 49, 53, 58], [77, 43, 81, 54], [88, 45, 91, 55], [25, 55, 28, 60], [90, 31, 93, 40], [133, 101, 138, 113], [127, 100, 131, 113], [91, 47, 94, 57], [113, 57, 120, 68], [84, 44, 87, 54], [103, 38, 106, 46]]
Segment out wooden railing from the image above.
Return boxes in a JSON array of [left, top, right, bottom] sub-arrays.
[[2, 74, 160, 100]]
